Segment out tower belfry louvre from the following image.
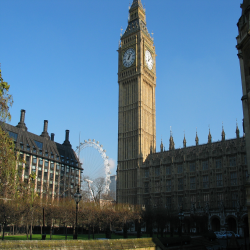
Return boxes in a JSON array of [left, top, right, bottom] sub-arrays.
[[117, 0, 156, 204]]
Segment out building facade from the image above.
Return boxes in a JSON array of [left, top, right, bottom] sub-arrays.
[[117, 0, 156, 204], [116, 0, 250, 234], [236, 0, 250, 236], [138, 129, 248, 233], [2, 109, 82, 199]]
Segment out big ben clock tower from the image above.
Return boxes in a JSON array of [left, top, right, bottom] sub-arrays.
[[117, 0, 156, 204]]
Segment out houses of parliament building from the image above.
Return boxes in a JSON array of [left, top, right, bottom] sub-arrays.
[[117, 0, 250, 233]]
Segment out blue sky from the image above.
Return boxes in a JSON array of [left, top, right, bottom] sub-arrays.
[[1, 0, 243, 175]]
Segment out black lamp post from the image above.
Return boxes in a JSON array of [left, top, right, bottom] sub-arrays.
[[73, 186, 82, 240], [178, 210, 184, 237]]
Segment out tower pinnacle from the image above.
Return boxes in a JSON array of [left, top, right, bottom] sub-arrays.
[[130, 0, 143, 9]]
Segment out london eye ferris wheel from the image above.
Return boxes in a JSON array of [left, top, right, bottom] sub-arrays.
[[76, 139, 111, 200]]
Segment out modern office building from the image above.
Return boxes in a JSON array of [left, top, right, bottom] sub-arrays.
[[109, 175, 117, 200], [2, 109, 82, 199]]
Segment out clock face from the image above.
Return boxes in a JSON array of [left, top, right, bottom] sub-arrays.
[[145, 50, 154, 70], [123, 48, 135, 68]]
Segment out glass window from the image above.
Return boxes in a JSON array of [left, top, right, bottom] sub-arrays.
[[39, 159, 43, 166], [217, 193, 223, 201], [231, 172, 237, 185], [166, 180, 171, 192], [7, 131, 18, 141], [178, 178, 183, 190], [56, 164, 60, 170], [66, 166, 69, 173], [33, 147, 36, 153], [190, 177, 196, 189], [32, 156, 37, 164], [50, 162, 54, 169], [166, 166, 171, 175], [26, 146, 30, 152], [39, 150, 42, 155], [144, 182, 149, 193], [244, 155, 247, 165], [155, 181, 160, 192], [202, 161, 208, 170], [72, 168, 74, 174], [45, 151, 48, 157], [26, 155, 30, 162], [177, 165, 183, 174], [203, 175, 209, 188], [229, 157, 236, 167], [45, 161, 49, 167], [51, 154, 54, 159], [216, 159, 222, 169], [166, 197, 171, 207], [190, 162, 196, 172], [34, 140, 43, 149], [232, 192, 238, 208], [44, 168, 48, 173], [204, 194, 209, 202], [38, 167, 42, 171], [155, 168, 160, 176], [178, 196, 183, 206], [216, 174, 223, 187], [191, 195, 196, 203]]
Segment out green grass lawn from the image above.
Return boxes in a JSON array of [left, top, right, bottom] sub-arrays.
[[3, 233, 150, 241]]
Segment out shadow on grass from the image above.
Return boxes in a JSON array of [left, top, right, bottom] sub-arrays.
[[4, 234, 151, 241]]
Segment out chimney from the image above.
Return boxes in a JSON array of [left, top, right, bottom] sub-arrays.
[[63, 129, 71, 147], [51, 133, 55, 142], [16, 109, 28, 131], [20, 109, 25, 123], [44, 120, 48, 133], [40, 120, 50, 140], [65, 130, 69, 141]]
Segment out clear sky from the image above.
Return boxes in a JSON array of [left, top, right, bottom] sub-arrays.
[[0, 0, 243, 176]]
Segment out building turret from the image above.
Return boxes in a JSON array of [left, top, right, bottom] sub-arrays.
[[160, 139, 164, 152], [169, 127, 175, 150], [208, 128, 212, 143], [236, 120, 240, 139], [221, 123, 225, 142], [183, 132, 186, 148], [195, 129, 199, 146]]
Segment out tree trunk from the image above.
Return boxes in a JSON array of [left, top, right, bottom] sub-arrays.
[[92, 225, 95, 239], [2, 223, 5, 240], [123, 223, 128, 239], [65, 225, 67, 240], [88, 224, 90, 240], [50, 219, 53, 240], [30, 223, 32, 240], [26, 223, 29, 240]]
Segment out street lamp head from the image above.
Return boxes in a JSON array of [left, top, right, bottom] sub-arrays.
[[74, 187, 82, 204]]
